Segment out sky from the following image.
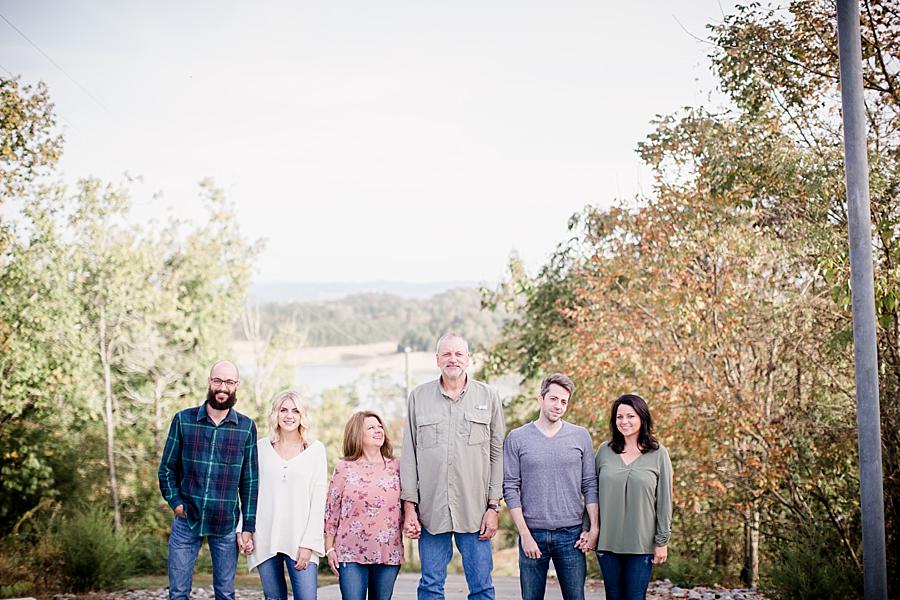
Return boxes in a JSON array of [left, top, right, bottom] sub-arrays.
[[1, 1, 736, 284]]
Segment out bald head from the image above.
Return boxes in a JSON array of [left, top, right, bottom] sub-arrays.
[[210, 360, 240, 381]]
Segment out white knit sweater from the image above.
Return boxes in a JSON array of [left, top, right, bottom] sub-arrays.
[[247, 439, 328, 572]]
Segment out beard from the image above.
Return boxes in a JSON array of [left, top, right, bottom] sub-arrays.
[[207, 388, 238, 411]]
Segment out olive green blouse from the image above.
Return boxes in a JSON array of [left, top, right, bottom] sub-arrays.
[[595, 441, 672, 554]]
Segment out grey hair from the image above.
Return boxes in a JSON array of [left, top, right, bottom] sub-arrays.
[[435, 332, 470, 354]]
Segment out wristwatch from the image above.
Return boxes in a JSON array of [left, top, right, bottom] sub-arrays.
[[487, 503, 500, 513]]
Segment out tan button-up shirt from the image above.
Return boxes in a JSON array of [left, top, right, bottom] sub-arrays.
[[400, 377, 505, 534]]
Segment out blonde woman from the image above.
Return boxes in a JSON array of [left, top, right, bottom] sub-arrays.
[[324, 411, 403, 600], [244, 390, 328, 599]]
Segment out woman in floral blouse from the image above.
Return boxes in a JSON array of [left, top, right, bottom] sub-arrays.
[[324, 410, 403, 600]]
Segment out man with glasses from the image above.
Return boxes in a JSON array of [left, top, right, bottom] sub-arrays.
[[158, 360, 259, 600]]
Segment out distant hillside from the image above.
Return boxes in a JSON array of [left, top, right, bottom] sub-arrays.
[[250, 280, 487, 303], [240, 287, 506, 350]]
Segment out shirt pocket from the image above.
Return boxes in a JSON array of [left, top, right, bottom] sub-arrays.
[[465, 410, 491, 446], [416, 415, 442, 449]]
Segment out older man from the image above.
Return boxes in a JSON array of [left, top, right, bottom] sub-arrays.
[[158, 360, 259, 600], [401, 332, 505, 600]]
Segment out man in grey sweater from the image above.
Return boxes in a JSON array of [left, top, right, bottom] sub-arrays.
[[502, 373, 599, 600]]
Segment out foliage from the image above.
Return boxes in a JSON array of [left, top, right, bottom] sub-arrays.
[[485, 0, 898, 592], [764, 523, 862, 600], [0, 188, 93, 524], [247, 288, 506, 351], [310, 384, 359, 467], [0, 549, 32, 597], [0, 77, 62, 201], [130, 530, 170, 576], [654, 544, 731, 590], [0, 73, 260, 556], [240, 302, 304, 423], [57, 506, 133, 592]]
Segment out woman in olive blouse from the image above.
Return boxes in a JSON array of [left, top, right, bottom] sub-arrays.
[[594, 394, 672, 600]]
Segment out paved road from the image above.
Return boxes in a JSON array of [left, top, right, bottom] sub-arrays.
[[317, 573, 606, 599]]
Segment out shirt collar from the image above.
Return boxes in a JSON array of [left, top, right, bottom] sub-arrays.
[[197, 402, 239, 425], [439, 374, 469, 399]]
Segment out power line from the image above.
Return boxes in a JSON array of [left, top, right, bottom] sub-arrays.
[[0, 11, 109, 112]]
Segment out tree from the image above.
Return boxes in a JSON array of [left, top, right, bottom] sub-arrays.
[[0, 186, 89, 525], [0, 77, 71, 525], [64, 178, 161, 530], [0, 77, 62, 202], [485, 0, 897, 591], [705, 1, 900, 585]]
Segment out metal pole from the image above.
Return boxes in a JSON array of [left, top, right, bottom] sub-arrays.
[[404, 347, 412, 398], [836, 1, 887, 598]]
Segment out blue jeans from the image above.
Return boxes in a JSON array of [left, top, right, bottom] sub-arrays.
[[256, 552, 318, 600], [418, 530, 495, 600], [596, 551, 653, 600], [338, 562, 400, 600], [167, 516, 238, 600], [519, 525, 586, 600]]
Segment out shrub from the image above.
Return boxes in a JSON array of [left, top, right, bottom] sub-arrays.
[[653, 545, 730, 588], [765, 528, 861, 600], [131, 530, 169, 576], [57, 507, 132, 592], [0, 548, 32, 597]]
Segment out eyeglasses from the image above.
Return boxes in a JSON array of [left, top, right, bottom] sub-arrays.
[[210, 378, 239, 388]]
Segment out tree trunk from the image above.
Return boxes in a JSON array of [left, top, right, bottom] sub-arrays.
[[99, 306, 122, 531], [741, 505, 760, 587], [154, 377, 164, 458]]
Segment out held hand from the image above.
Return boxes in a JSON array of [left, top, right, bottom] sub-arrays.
[[479, 509, 499, 541], [520, 533, 541, 559], [403, 508, 421, 539], [294, 547, 313, 570], [327, 550, 340, 577], [652, 545, 668, 565], [240, 531, 254, 556], [174, 505, 185, 519], [574, 528, 599, 553]]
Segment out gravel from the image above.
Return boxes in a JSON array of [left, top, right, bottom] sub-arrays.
[[648, 579, 771, 600]]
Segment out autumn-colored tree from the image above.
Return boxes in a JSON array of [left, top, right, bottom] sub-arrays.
[[0, 77, 62, 202], [486, 1, 897, 593]]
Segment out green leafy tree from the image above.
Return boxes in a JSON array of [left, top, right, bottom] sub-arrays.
[[310, 385, 358, 468], [0, 188, 89, 525]]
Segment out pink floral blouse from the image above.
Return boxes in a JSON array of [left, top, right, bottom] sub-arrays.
[[324, 458, 404, 565]]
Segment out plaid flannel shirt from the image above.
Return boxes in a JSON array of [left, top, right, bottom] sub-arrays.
[[158, 403, 259, 536]]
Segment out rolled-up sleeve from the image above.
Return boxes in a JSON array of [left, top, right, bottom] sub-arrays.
[[400, 391, 419, 504], [488, 391, 505, 501]]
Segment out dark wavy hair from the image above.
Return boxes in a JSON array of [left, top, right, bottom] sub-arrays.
[[608, 394, 659, 454]]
